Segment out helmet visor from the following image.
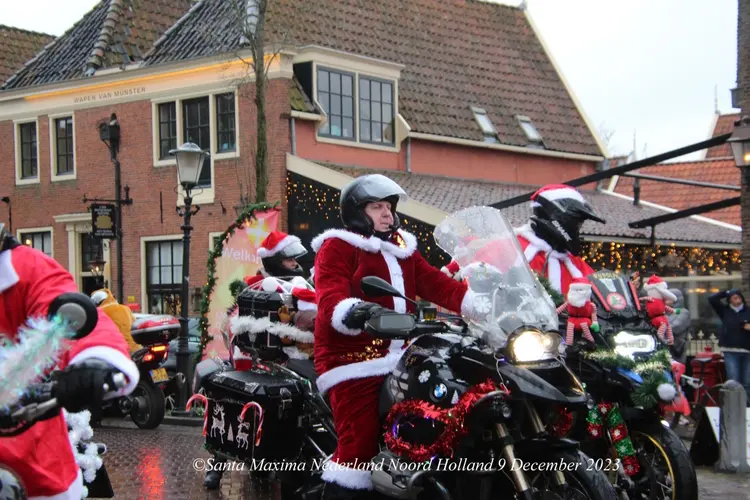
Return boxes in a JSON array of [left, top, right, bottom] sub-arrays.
[[347, 175, 408, 207], [279, 240, 307, 259]]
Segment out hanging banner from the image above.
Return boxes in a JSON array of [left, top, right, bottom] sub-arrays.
[[202, 209, 281, 360], [91, 203, 117, 239]]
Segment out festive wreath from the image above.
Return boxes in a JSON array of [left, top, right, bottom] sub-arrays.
[[199, 202, 279, 356], [383, 379, 502, 462]]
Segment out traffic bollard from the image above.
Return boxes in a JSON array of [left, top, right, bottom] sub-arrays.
[[716, 380, 750, 473]]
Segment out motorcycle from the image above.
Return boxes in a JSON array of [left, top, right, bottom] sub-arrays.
[[193, 206, 616, 500], [561, 269, 697, 500], [0, 292, 124, 499]]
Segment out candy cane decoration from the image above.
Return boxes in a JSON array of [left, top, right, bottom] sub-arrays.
[[186, 393, 209, 436], [239, 401, 264, 446]]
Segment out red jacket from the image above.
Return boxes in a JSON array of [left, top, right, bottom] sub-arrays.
[[0, 246, 138, 498], [311, 229, 471, 394]]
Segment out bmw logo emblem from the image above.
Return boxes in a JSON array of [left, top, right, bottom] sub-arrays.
[[432, 383, 448, 400]]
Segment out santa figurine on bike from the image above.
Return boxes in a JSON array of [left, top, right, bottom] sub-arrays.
[[555, 277, 599, 346], [641, 275, 678, 346]]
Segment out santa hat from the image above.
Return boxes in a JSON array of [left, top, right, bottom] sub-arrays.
[[530, 184, 586, 208], [644, 275, 677, 302], [292, 287, 317, 312], [568, 277, 591, 291], [257, 231, 302, 259]]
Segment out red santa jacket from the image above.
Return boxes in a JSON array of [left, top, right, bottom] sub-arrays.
[[0, 245, 139, 499], [644, 298, 670, 327], [311, 229, 472, 395], [568, 302, 595, 327], [514, 224, 594, 296]]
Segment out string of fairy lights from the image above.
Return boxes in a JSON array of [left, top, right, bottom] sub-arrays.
[[287, 172, 741, 276]]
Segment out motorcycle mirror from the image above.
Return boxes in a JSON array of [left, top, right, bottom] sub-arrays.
[[48, 292, 99, 340], [360, 276, 405, 299]]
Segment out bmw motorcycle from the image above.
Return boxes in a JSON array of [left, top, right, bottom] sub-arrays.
[[0, 293, 125, 499], [561, 270, 696, 500], [193, 206, 616, 500]]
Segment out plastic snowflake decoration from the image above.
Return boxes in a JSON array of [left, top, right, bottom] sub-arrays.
[[451, 391, 459, 405], [625, 463, 635, 474], [590, 429, 599, 437], [473, 295, 493, 315], [418, 370, 431, 383], [613, 429, 621, 439]]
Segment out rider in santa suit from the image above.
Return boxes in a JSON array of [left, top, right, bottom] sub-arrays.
[[0, 224, 139, 499], [513, 184, 605, 295], [312, 174, 480, 499]]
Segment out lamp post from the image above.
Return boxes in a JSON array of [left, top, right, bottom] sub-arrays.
[[170, 142, 208, 417], [729, 116, 750, 178]]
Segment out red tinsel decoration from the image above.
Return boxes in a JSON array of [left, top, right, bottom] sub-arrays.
[[587, 423, 604, 439], [383, 379, 503, 462], [551, 408, 574, 437], [622, 456, 639, 476]]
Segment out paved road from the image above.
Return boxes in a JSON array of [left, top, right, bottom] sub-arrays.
[[90, 419, 750, 499]]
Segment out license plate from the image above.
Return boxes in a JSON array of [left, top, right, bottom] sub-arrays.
[[150, 368, 168, 383]]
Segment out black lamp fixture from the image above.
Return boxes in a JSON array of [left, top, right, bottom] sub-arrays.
[[89, 257, 108, 289], [728, 115, 750, 184]]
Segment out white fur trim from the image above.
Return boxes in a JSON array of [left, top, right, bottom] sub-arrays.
[[257, 235, 302, 258], [515, 224, 582, 293], [331, 298, 364, 335], [0, 249, 19, 293], [30, 462, 84, 500], [283, 346, 310, 360], [441, 266, 452, 276], [321, 460, 373, 490], [644, 281, 667, 292], [230, 315, 315, 343], [381, 252, 406, 313], [657, 383, 677, 402], [311, 229, 417, 259], [69, 346, 139, 397], [316, 343, 406, 395], [297, 300, 318, 312]]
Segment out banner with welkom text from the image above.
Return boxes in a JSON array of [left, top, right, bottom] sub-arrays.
[[202, 209, 281, 360]]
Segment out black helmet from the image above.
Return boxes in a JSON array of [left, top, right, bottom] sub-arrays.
[[529, 185, 605, 255], [340, 174, 407, 238], [259, 233, 308, 278]]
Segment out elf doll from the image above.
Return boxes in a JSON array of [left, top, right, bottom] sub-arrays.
[[641, 275, 678, 345], [555, 277, 599, 345]]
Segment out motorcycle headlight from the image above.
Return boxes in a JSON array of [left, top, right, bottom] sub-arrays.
[[613, 331, 656, 359], [510, 329, 560, 363]]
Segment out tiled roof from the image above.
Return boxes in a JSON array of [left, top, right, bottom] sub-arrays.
[[705, 113, 739, 159], [318, 163, 740, 245], [144, 0, 602, 157], [2, 0, 192, 90], [0, 25, 55, 85], [612, 158, 740, 227]]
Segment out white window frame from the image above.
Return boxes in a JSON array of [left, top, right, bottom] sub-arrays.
[[13, 118, 40, 186], [140, 234, 184, 314], [312, 62, 400, 153], [49, 112, 77, 182], [151, 88, 240, 206], [471, 106, 499, 143], [516, 115, 544, 144], [17, 227, 54, 258]]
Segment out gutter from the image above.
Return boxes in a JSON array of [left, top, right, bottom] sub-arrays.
[[408, 132, 603, 162]]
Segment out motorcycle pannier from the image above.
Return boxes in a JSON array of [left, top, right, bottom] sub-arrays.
[[235, 287, 287, 361], [202, 369, 304, 461]]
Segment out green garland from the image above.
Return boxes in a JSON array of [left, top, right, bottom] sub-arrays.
[[199, 202, 279, 357], [534, 271, 565, 307]]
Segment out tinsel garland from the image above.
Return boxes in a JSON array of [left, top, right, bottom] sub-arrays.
[[550, 408, 574, 437], [586, 403, 640, 476], [199, 202, 279, 356], [0, 316, 76, 408], [384, 379, 501, 462]]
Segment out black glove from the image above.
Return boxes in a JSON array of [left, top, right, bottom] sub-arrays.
[[342, 301, 390, 330], [53, 359, 117, 413]]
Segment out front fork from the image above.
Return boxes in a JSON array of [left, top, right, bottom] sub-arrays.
[[496, 401, 567, 499]]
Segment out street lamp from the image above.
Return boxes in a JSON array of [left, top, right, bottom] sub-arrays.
[[169, 142, 209, 417], [729, 116, 750, 184], [89, 257, 107, 289]]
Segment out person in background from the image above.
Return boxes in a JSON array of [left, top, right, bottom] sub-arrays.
[[668, 288, 691, 364], [91, 288, 142, 353], [708, 288, 750, 400]]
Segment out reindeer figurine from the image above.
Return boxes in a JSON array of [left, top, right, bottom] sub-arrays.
[[210, 404, 226, 443], [235, 415, 251, 450], [555, 277, 599, 346]]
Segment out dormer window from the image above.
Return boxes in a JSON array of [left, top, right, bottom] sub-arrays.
[[471, 107, 498, 143], [517, 115, 543, 144]]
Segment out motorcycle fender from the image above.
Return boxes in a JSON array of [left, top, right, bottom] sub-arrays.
[[496, 363, 572, 404], [513, 437, 580, 459], [619, 406, 659, 424]]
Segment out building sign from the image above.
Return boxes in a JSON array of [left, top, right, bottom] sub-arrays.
[[73, 86, 146, 105], [91, 203, 117, 239]]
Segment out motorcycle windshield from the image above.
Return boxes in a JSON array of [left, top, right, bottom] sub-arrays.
[[434, 206, 559, 350]]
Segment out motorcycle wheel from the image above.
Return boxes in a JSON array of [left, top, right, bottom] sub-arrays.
[[130, 380, 166, 430], [524, 450, 617, 500], [629, 421, 697, 500]]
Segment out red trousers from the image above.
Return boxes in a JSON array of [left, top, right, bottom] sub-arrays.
[[322, 376, 384, 489]]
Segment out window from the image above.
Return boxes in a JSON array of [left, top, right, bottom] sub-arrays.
[[216, 93, 236, 153], [359, 77, 394, 145], [20, 231, 52, 256], [183, 97, 212, 187], [471, 107, 498, 143], [55, 117, 74, 175], [81, 233, 104, 271], [317, 68, 355, 140], [517, 115, 543, 144], [146, 240, 183, 315], [18, 122, 38, 179], [158, 102, 177, 159]]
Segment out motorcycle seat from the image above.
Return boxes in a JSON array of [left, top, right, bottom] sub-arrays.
[[286, 359, 318, 385]]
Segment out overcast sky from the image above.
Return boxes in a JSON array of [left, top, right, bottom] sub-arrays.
[[1, 0, 739, 160]]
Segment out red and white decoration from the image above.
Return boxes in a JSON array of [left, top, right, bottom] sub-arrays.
[[640, 275, 677, 345], [257, 231, 303, 259], [529, 184, 586, 208], [64, 409, 104, 495], [555, 277, 598, 345]]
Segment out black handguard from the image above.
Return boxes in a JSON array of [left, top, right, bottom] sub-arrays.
[[342, 301, 390, 330]]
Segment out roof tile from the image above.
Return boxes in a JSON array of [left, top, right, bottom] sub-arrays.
[[0, 25, 55, 85], [706, 113, 739, 159]]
